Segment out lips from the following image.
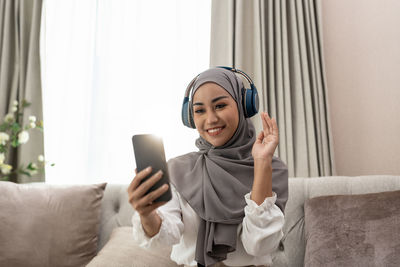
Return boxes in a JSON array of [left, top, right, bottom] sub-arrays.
[[206, 126, 225, 136]]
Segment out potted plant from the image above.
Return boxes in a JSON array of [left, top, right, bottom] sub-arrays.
[[0, 100, 53, 181]]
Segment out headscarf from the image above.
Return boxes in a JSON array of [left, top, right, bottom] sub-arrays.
[[168, 68, 288, 267]]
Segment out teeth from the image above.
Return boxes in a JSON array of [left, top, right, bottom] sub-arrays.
[[208, 128, 222, 133]]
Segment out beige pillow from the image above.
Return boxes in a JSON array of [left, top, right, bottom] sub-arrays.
[[0, 181, 106, 267], [87, 227, 182, 267], [304, 190, 400, 267]]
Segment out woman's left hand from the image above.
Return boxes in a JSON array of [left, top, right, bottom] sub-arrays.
[[251, 112, 279, 161]]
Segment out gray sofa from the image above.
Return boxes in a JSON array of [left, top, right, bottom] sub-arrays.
[[88, 175, 400, 266]]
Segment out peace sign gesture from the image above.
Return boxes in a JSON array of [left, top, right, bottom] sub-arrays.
[[251, 112, 279, 161]]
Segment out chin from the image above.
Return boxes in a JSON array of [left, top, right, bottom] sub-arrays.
[[208, 138, 228, 147], [201, 131, 234, 147]]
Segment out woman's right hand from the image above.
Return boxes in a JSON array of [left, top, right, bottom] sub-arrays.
[[127, 166, 169, 218]]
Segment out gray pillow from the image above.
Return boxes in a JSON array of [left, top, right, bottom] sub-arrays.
[[87, 226, 182, 267], [0, 181, 106, 267], [304, 190, 400, 267]]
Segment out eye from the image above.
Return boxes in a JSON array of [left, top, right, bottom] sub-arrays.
[[194, 108, 205, 114], [215, 103, 227, 109]]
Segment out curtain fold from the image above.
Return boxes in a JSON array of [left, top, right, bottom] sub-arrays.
[[0, 0, 44, 183], [210, 0, 335, 177]]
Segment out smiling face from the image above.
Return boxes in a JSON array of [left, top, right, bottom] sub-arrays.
[[192, 82, 239, 147]]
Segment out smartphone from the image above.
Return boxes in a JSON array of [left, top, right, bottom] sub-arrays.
[[132, 134, 172, 202]]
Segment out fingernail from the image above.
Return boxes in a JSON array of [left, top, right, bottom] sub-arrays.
[[158, 170, 163, 175], [146, 166, 151, 171]]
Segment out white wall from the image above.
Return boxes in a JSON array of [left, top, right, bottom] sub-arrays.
[[321, 0, 400, 175]]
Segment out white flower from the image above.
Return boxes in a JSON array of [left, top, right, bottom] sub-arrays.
[[12, 106, 18, 112], [28, 163, 38, 176], [0, 153, 4, 164], [29, 170, 38, 176], [13, 100, 18, 106], [29, 116, 36, 122], [0, 164, 12, 175], [18, 131, 29, 144], [38, 155, 44, 162], [29, 169, 38, 176], [0, 132, 10, 145], [29, 122, 36, 129], [4, 113, 14, 123]]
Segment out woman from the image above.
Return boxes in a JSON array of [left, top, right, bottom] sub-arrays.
[[128, 67, 288, 267]]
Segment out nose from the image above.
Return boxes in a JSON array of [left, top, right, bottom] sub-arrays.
[[206, 110, 218, 124]]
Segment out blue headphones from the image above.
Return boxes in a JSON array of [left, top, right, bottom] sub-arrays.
[[181, 66, 259, 129]]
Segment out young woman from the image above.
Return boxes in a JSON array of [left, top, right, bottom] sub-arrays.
[[128, 67, 288, 267]]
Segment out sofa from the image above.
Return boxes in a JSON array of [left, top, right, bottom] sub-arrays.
[[1, 175, 399, 267]]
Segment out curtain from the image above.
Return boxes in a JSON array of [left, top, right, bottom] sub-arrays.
[[210, 0, 335, 177], [0, 0, 44, 183], [41, 0, 211, 184]]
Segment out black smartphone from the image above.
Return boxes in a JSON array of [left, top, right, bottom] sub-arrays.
[[132, 134, 172, 202]]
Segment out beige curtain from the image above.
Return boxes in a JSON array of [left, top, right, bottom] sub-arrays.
[[0, 0, 44, 183], [210, 0, 335, 177]]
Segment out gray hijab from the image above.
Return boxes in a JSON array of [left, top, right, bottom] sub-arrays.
[[168, 68, 288, 267]]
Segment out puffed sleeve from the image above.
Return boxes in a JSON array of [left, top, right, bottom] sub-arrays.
[[131, 184, 184, 249], [240, 192, 284, 256]]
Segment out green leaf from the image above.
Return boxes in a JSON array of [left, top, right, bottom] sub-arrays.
[[22, 100, 31, 108], [11, 123, 21, 133], [27, 163, 36, 170], [11, 139, 19, 147], [19, 170, 32, 177], [0, 122, 9, 131], [1, 175, 10, 181], [51, 163, 55, 166]]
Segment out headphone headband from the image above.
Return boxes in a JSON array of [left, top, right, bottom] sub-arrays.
[[217, 66, 254, 87], [183, 76, 198, 99]]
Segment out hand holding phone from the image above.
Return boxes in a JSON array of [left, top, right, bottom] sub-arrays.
[[127, 168, 168, 220], [131, 134, 172, 203], [127, 134, 172, 236]]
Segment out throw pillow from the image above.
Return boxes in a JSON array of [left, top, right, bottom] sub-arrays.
[[304, 190, 400, 267], [86, 226, 182, 267], [0, 181, 107, 267]]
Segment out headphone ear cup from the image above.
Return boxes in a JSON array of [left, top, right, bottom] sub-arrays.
[[181, 97, 191, 128], [188, 102, 195, 128], [243, 89, 251, 118], [182, 98, 196, 128], [243, 86, 259, 118], [250, 85, 259, 117]]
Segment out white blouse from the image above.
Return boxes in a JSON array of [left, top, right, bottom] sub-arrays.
[[131, 184, 284, 267]]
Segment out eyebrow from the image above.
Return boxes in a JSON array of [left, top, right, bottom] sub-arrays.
[[193, 96, 229, 106]]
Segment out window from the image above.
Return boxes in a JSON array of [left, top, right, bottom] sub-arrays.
[[41, 0, 211, 184]]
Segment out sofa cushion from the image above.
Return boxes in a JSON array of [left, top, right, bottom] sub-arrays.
[[87, 226, 182, 267], [0, 181, 106, 267], [304, 189, 400, 267], [282, 175, 400, 267]]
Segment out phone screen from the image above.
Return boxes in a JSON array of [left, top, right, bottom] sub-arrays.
[[132, 134, 172, 202]]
